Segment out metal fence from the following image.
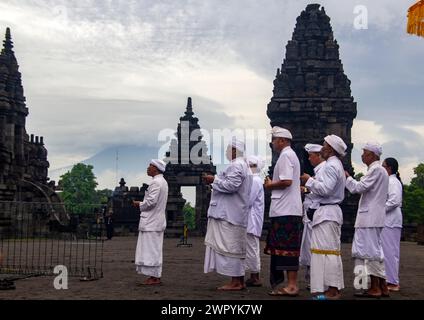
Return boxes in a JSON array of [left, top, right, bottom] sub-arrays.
[[0, 201, 104, 283]]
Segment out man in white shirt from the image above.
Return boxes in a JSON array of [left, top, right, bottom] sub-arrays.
[[381, 157, 403, 292], [345, 142, 390, 298], [299, 144, 325, 289], [133, 159, 169, 286], [203, 138, 252, 291], [265, 127, 303, 297], [245, 155, 265, 287], [300, 135, 347, 300]]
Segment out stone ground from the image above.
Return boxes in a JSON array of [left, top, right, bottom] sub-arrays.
[[1, 237, 423, 300]]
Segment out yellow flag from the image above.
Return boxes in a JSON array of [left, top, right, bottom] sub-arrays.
[[407, 0, 424, 37]]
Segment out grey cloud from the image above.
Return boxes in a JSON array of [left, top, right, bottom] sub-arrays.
[[2, 0, 422, 175], [26, 94, 235, 158]]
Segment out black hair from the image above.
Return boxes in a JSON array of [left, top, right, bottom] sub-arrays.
[[384, 157, 403, 186]]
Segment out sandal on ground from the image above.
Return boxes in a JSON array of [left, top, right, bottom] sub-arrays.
[[312, 294, 341, 301], [268, 287, 299, 297]]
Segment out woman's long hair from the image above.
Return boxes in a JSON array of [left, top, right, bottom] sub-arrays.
[[384, 157, 403, 189]]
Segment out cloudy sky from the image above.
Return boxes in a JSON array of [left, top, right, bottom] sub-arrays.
[[1, 0, 423, 190]]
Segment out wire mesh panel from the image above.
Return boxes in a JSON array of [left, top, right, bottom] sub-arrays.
[[0, 202, 104, 280]]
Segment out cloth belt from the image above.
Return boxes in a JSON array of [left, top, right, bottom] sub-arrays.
[[310, 248, 341, 256], [307, 203, 341, 221]]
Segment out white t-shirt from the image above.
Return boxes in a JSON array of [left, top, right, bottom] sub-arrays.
[[269, 146, 302, 218]]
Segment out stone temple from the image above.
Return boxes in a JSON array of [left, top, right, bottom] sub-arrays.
[[0, 28, 64, 232], [164, 97, 216, 237], [266, 4, 359, 241], [109, 98, 216, 237], [0, 28, 58, 201]]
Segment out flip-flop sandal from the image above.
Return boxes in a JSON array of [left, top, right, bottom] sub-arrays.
[[268, 289, 281, 296], [312, 294, 328, 301], [268, 288, 299, 297]]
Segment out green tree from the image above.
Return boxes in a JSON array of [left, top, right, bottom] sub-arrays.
[[411, 163, 424, 189], [96, 189, 113, 204], [403, 163, 424, 224], [403, 185, 424, 224], [183, 202, 196, 230], [59, 163, 98, 215]]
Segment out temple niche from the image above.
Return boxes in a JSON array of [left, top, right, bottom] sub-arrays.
[[267, 4, 359, 241]]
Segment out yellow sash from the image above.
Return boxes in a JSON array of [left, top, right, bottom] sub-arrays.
[[311, 248, 341, 256]]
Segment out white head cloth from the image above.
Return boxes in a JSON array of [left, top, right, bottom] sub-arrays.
[[271, 126, 293, 140], [363, 142, 383, 157], [150, 159, 166, 173], [324, 135, 347, 157], [229, 137, 246, 153], [247, 155, 266, 170], [305, 144, 323, 153]]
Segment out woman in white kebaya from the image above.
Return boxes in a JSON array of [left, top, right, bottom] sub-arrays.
[[381, 158, 403, 292]]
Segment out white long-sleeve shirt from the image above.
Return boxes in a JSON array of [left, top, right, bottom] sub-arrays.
[[208, 157, 252, 228], [305, 156, 346, 226], [345, 161, 389, 228], [303, 161, 326, 212], [138, 174, 169, 232], [247, 174, 265, 238], [385, 174, 403, 228]]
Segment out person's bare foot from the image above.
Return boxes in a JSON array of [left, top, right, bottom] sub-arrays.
[[245, 278, 262, 287], [387, 284, 400, 292], [367, 288, 382, 296], [217, 283, 245, 291], [141, 277, 162, 286], [377, 279, 389, 297], [325, 288, 341, 299]]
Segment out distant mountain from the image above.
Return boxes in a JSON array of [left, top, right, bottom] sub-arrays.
[[48, 144, 198, 203], [85, 144, 160, 175]]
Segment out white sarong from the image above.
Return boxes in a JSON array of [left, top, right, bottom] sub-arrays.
[[245, 234, 261, 273], [310, 221, 344, 293], [381, 227, 401, 285], [204, 218, 246, 277], [300, 220, 313, 267], [135, 231, 164, 278], [352, 227, 386, 279]]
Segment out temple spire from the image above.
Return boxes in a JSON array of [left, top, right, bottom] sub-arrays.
[[185, 97, 194, 117], [2, 27, 15, 57]]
